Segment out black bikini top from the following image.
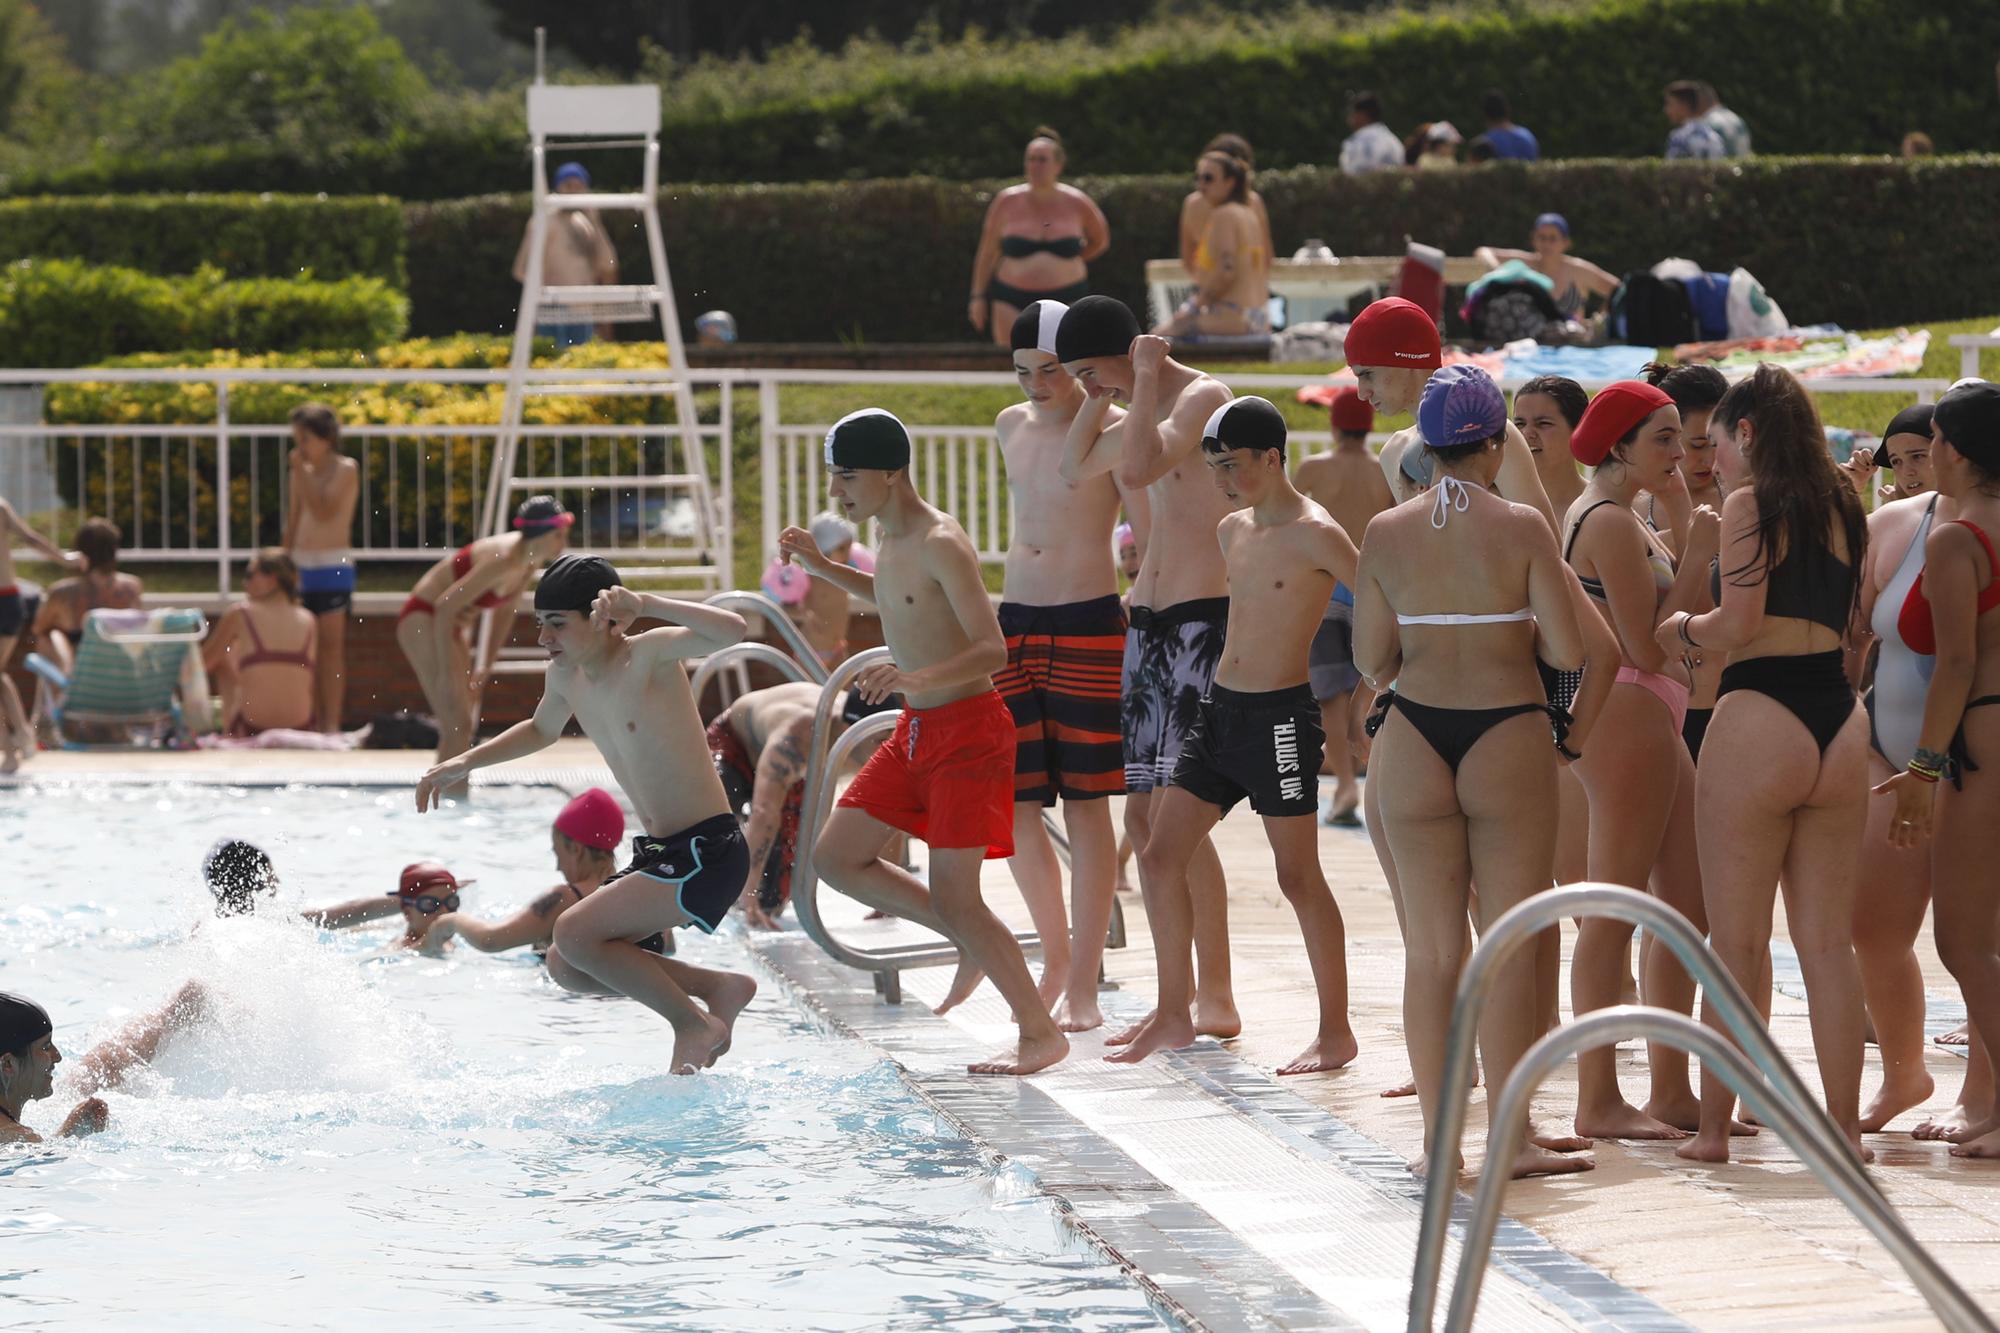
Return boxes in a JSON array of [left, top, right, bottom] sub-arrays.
[[1000, 235, 1085, 259], [1710, 540, 1854, 635]]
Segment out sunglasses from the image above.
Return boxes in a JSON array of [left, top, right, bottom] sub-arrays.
[[1196, 172, 1220, 184], [401, 892, 460, 914]]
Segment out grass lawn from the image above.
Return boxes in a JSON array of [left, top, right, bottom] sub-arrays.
[[14, 315, 1998, 595]]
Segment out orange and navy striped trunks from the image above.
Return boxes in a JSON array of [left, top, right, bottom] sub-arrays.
[[993, 594, 1128, 805]]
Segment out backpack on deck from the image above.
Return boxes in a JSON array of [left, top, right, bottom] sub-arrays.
[[1609, 272, 1697, 347]]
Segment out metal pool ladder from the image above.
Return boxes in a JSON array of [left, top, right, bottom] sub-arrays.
[[788, 647, 1124, 1004], [1407, 883, 1994, 1333], [687, 590, 830, 708]]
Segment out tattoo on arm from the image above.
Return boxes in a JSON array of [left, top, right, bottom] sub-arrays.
[[529, 890, 565, 920]]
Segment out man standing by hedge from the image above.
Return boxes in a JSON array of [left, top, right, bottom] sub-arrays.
[[1340, 92, 1405, 176], [1663, 82, 1726, 160], [512, 161, 619, 348]]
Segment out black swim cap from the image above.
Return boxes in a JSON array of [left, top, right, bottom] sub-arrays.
[[1201, 396, 1288, 456], [1934, 381, 2000, 470], [824, 409, 911, 471], [1054, 296, 1140, 364], [1882, 403, 1935, 443], [534, 553, 622, 615], [513, 494, 574, 536], [0, 992, 53, 1057], [204, 838, 277, 916], [1010, 300, 1067, 355]]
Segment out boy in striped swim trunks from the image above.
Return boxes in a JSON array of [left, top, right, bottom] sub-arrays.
[[979, 300, 1136, 1032]]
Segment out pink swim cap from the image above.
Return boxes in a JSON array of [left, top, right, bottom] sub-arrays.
[[554, 788, 624, 851]]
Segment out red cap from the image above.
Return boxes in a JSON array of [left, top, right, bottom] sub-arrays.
[[1344, 298, 1442, 371], [392, 861, 468, 898], [1571, 381, 1675, 467], [1329, 387, 1374, 434], [553, 787, 625, 852]]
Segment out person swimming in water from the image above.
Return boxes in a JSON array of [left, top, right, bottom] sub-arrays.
[[1, 982, 214, 1142], [422, 789, 628, 957], [415, 554, 760, 1074]]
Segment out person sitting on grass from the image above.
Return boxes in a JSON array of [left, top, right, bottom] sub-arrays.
[[422, 789, 631, 958], [1, 982, 214, 1143], [415, 554, 761, 1074]]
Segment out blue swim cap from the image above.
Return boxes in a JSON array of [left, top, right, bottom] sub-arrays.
[[553, 161, 590, 188], [1533, 212, 1570, 239], [1419, 364, 1508, 450]]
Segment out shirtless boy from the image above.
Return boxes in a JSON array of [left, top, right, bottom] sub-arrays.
[[0, 493, 75, 771], [282, 403, 361, 733], [1292, 387, 1393, 823], [415, 555, 759, 1073], [980, 300, 1140, 1031], [1110, 397, 1360, 1072], [783, 408, 1068, 1076], [1057, 297, 1241, 1047]]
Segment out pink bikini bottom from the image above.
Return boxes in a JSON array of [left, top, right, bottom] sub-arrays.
[[1616, 665, 1690, 734]]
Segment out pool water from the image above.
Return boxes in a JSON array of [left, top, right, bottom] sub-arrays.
[[0, 782, 1167, 1331]]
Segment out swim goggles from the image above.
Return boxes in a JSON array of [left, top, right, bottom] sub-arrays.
[[400, 893, 460, 914]]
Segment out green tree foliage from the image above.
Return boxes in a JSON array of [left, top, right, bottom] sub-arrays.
[[129, 3, 429, 160]]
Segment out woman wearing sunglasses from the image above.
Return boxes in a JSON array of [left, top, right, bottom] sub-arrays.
[[201, 548, 317, 736], [1153, 151, 1269, 338]]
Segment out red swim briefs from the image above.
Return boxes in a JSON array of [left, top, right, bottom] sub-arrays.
[[837, 689, 1015, 859]]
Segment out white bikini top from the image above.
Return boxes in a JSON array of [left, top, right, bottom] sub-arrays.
[[1398, 475, 1536, 626]]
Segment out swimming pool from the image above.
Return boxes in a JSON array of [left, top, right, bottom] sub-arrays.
[[0, 781, 1169, 1330]]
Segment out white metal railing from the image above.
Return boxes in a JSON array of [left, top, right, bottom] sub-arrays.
[[1949, 332, 2000, 381], [1, 364, 1957, 594]]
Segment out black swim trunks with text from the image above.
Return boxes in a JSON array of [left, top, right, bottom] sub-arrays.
[[1170, 682, 1324, 818], [612, 812, 750, 935]]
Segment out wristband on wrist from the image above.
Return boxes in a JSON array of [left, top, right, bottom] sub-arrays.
[[1676, 613, 1701, 648], [1907, 763, 1941, 784]]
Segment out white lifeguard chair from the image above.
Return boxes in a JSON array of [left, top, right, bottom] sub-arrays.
[[479, 79, 722, 675]]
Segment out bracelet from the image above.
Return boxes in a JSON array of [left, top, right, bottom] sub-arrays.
[[1908, 747, 1949, 783], [1906, 762, 1941, 784], [1676, 613, 1701, 648]]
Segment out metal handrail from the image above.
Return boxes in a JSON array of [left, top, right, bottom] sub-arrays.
[[1410, 883, 1866, 1333], [704, 590, 828, 684], [1446, 1007, 1995, 1333], [688, 641, 812, 708]]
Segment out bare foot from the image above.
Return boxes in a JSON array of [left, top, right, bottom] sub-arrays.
[[1054, 996, 1104, 1033], [1530, 1119, 1593, 1154], [1948, 1124, 2000, 1158], [1945, 1112, 2000, 1146], [669, 1011, 729, 1075], [703, 972, 758, 1067], [1277, 1028, 1358, 1075], [1105, 1012, 1151, 1047], [1935, 1022, 1971, 1047], [0, 745, 21, 775], [1104, 1010, 1197, 1064], [1036, 970, 1067, 1014], [934, 955, 984, 1015], [1674, 1131, 1733, 1163], [1575, 1101, 1689, 1140], [1914, 1104, 1980, 1141], [1859, 1070, 1936, 1133], [1381, 1077, 1417, 1098], [1510, 1143, 1596, 1179], [1644, 1097, 1757, 1137], [1410, 1150, 1464, 1179], [1195, 995, 1242, 1041], [970, 1028, 1069, 1076]]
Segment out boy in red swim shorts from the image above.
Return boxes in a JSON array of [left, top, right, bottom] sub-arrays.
[[781, 407, 1070, 1076]]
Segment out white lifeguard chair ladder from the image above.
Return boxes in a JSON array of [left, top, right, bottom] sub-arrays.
[[479, 79, 722, 676]]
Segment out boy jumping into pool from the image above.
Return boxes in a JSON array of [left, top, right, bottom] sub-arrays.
[[415, 555, 758, 1074], [781, 408, 1069, 1076], [1110, 397, 1360, 1074]]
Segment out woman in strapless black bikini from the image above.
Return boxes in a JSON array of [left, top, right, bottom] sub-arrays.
[[966, 127, 1110, 347], [1658, 364, 1872, 1165]]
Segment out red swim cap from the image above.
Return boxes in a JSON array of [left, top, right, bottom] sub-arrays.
[[1344, 298, 1442, 371], [393, 860, 469, 897], [1329, 387, 1375, 434], [1571, 381, 1674, 467], [554, 787, 625, 851]]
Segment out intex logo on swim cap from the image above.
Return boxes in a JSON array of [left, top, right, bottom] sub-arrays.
[[1392, 350, 1431, 361]]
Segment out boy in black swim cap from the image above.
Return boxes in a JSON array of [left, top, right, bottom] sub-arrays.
[[414, 553, 760, 1074]]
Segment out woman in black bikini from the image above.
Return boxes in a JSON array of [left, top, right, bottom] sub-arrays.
[[967, 127, 1111, 347], [1563, 382, 1718, 1141], [1876, 380, 2000, 1158], [1658, 363, 1871, 1164], [1354, 365, 1592, 1179]]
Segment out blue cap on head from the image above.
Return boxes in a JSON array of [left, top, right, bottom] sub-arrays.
[[554, 161, 590, 188], [1418, 364, 1508, 450], [1533, 211, 1569, 239]]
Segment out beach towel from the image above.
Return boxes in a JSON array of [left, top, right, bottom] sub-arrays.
[[1297, 342, 1658, 406], [1673, 329, 1929, 379]]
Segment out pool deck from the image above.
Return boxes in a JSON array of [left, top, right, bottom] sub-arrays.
[[13, 742, 1998, 1330]]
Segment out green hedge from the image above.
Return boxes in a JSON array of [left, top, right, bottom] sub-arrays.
[[0, 259, 409, 366], [403, 156, 2000, 343], [11, 0, 2000, 195], [0, 194, 407, 285]]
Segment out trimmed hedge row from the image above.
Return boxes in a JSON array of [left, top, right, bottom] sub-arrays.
[[403, 156, 2000, 343], [0, 259, 409, 367], [10, 0, 2000, 196], [0, 194, 408, 285]]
